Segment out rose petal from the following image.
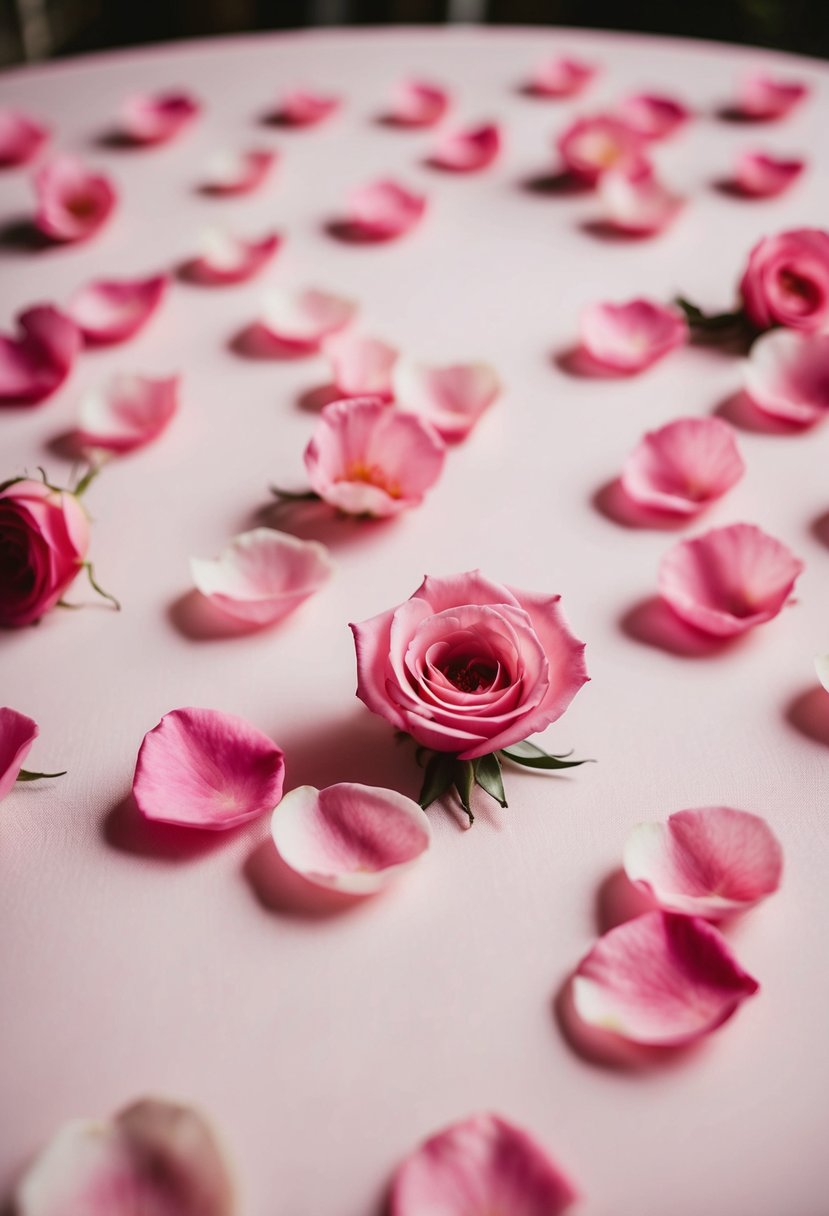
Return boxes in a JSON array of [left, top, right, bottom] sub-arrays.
[[815, 653, 829, 692], [191, 528, 333, 626], [133, 707, 285, 830], [390, 1112, 578, 1216], [259, 288, 357, 351], [325, 333, 399, 399], [0, 706, 38, 800], [272, 782, 431, 894], [75, 373, 179, 454], [34, 155, 117, 243], [572, 911, 759, 1045], [616, 93, 691, 140], [393, 359, 500, 441], [598, 159, 684, 235], [733, 150, 805, 198], [67, 274, 168, 346], [556, 114, 644, 184], [621, 417, 744, 516], [743, 328, 829, 425], [201, 148, 276, 196], [579, 299, 688, 373], [274, 90, 340, 127], [386, 80, 449, 127], [736, 72, 809, 121], [527, 56, 596, 99], [184, 229, 281, 285], [15, 1097, 233, 1216], [624, 806, 783, 918], [0, 109, 49, 167], [0, 305, 81, 406], [120, 90, 200, 145], [658, 522, 803, 637], [304, 396, 446, 518], [429, 122, 501, 172], [343, 179, 426, 240]]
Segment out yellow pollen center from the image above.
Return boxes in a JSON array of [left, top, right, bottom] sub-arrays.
[[343, 461, 401, 498]]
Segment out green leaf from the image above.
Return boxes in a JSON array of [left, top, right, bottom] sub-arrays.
[[473, 752, 507, 808], [453, 760, 475, 825], [674, 296, 744, 333], [17, 769, 66, 782], [418, 752, 457, 809], [500, 740, 592, 771], [269, 486, 320, 502]]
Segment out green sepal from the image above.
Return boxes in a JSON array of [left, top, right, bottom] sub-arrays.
[[500, 740, 592, 770], [674, 296, 745, 334], [84, 562, 121, 612], [269, 486, 320, 503], [453, 760, 475, 824], [17, 769, 66, 782], [418, 752, 457, 810], [473, 752, 507, 808]]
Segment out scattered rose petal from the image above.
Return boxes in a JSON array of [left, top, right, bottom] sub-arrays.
[[191, 528, 333, 626], [34, 155, 117, 243], [429, 122, 501, 172], [325, 333, 398, 399], [393, 359, 500, 441], [67, 274, 168, 346], [658, 522, 803, 637], [579, 299, 688, 373], [258, 287, 357, 352], [386, 79, 449, 127], [735, 72, 809, 121], [120, 90, 200, 145], [15, 1096, 233, 1216], [272, 782, 431, 894], [75, 373, 179, 454], [274, 89, 340, 126], [201, 148, 276, 196], [305, 396, 445, 517], [133, 707, 285, 830], [528, 55, 596, 98], [815, 654, 829, 691], [624, 806, 783, 918], [0, 305, 81, 405], [598, 159, 684, 235], [184, 229, 281, 285], [556, 114, 643, 184], [744, 329, 829, 425], [732, 150, 805, 197], [390, 1113, 578, 1216], [342, 179, 426, 240], [0, 109, 49, 167], [572, 911, 759, 1045], [617, 93, 691, 140], [621, 417, 744, 516], [0, 707, 38, 800]]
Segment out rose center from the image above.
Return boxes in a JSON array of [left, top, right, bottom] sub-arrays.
[[67, 192, 97, 220], [443, 657, 498, 693], [777, 267, 820, 312]]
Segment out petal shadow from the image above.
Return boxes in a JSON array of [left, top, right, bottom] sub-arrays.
[[714, 390, 807, 435], [595, 867, 656, 933], [784, 685, 829, 747], [552, 345, 627, 378], [0, 217, 52, 253], [810, 510, 829, 549], [592, 478, 690, 531], [250, 497, 396, 550], [101, 792, 237, 862], [167, 590, 264, 641], [619, 596, 736, 659], [228, 323, 312, 360], [297, 383, 341, 412], [243, 837, 363, 919]]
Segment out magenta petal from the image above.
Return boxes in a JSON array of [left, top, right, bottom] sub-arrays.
[[272, 782, 431, 894], [34, 155, 117, 243], [259, 288, 357, 351], [393, 359, 500, 441], [617, 92, 691, 140], [744, 329, 829, 426], [527, 55, 596, 98], [344, 179, 427, 240], [120, 90, 201, 145], [579, 299, 688, 373], [185, 229, 281, 285], [75, 373, 179, 453], [736, 72, 809, 120], [598, 159, 684, 235], [386, 79, 449, 127], [429, 122, 501, 172], [658, 522, 803, 637], [191, 528, 333, 626], [0, 305, 81, 406], [621, 417, 744, 516], [556, 114, 644, 184], [733, 150, 805, 197], [201, 148, 276, 196], [390, 1113, 578, 1216], [67, 274, 168, 345], [624, 806, 783, 918], [274, 89, 340, 126], [0, 109, 49, 167], [133, 707, 285, 830], [325, 333, 398, 399], [0, 706, 38, 800], [572, 911, 759, 1045]]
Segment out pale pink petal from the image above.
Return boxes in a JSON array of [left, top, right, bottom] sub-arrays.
[[133, 707, 285, 830], [390, 1113, 578, 1216], [191, 528, 333, 626], [733, 150, 805, 197], [272, 782, 431, 894], [304, 396, 445, 518], [324, 333, 398, 399], [15, 1097, 233, 1216], [815, 654, 829, 692], [598, 159, 684, 235], [274, 90, 340, 127], [34, 155, 117, 243], [429, 122, 501, 172], [572, 911, 759, 1045], [621, 417, 744, 516], [75, 374, 179, 454], [0, 305, 81, 406], [120, 90, 200, 145], [624, 806, 783, 918], [386, 79, 449, 127], [184, 229, 281, 285], [258, 288, 357, 351], [343, 179, 427, 240], [201, 148, 276, 196], [393, 359, 500, 441], [743, 328, 829, 426], [579, 299, 688, 373], [527, 56, 596, 98], [658, 522, 803, 637], [67, 274, 168, 345], [736, 72, 809, 121], [0, 109, 49, 167], [617, 93, 691, 140], [0, 706, 38, 801], [556, 114, 644, 184]]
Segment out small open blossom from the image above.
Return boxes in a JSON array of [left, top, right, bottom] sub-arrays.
[[75, 374, 179, 453], [120, 90, 200, 144], [67, 274, 168, 345], [34, 155, 117, 242], [385, 79, 449, 127], [733, 150, 805, 197], [201, 148, 276, 195], [556, 114, 643, 184], [527, 55, 596, 98], [735, 72, 809, 121], [0, 305, 81, 405], [0, 109, 49, 166], [598, 159, 684, 235], [429, 122, 501, 172], [621, 417, 744, 515], [579, 299, 688, 373], [744, 329, 829, 425]]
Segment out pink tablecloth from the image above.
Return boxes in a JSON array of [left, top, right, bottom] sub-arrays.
[[1, 25, 827, 1216]]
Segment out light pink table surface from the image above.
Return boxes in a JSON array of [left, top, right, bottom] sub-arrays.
[[1, 25, 828, 1216]]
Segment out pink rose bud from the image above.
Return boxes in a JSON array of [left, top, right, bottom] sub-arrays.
[[739, 227, 829, 332], [0, 478, 90, 627]]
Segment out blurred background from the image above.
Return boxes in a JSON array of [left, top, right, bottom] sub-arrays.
[[2, 0, 828, 67]]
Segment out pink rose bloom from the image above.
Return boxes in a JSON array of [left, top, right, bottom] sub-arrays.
[[351, 571, 588, 759], [0, 479, 89, 627], [0, 707, 38, 800], [740, 228, 829, 332]]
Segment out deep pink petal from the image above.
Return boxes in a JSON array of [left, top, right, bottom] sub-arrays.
[[274, 90, 340, 126], [429, 123, 501, 172], [325, 333, 398, 399], [579, 299, 688, 373], [621, 416, 745, 515], [572, 911, 759, 1045], [744, 328, 829, 425], [259, 288, 357, 351], [736, 72, 809, 120], [527, 56, 596, 98], [201, 148, 276, 196], [67, 275, 168, 345], [733, 150, 805, 198], [393, 360, 500, 441], [386, 80, 449, 127], [184, 229, 281, 285], [120, 90, 200, 145], [556, 114, 644, 184], [75, 374, 179, 453], [0, 109, 49, 167], [132, 707, 285, 830], [0, 706, 38, 800], [616, 93, 691, 140], [0, 305, 81, 405], [191, 528, 333, 626], [658, 522, 803, 637], [598, 159, 684, 235], [739, 228, 829, 332], [344, 179, 426, 240], [390, 1113, 578, 1216], [34, 155, 117, 243]]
